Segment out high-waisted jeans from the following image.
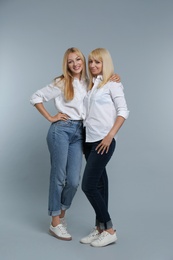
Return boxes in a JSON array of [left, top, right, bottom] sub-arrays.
[[47, 120, 83, 216], [82, 139, 116, 230]]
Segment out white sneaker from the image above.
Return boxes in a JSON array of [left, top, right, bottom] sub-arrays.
[[90, 231, 117, 247], [80, 228, 100, 244], [49, 223, 72, 241], [60, 217, 67, 228]]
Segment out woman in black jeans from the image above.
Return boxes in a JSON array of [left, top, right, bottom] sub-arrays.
[[80, 48, 129, 247]]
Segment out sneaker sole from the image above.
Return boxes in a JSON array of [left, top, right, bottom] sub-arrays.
[[80, 237, 99, 244], [49, 229, 72, 241], [80, 240, 93, 244], [91, 237, 117, 247]]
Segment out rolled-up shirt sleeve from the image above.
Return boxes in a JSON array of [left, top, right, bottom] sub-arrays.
[[110, 83, 129, 119], [30, 83, 61, 106]]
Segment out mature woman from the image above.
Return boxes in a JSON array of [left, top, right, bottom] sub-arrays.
[[81, 48, 129, 247]]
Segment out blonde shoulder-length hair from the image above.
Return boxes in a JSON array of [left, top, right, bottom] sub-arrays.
[[88, 48, 114, 90], [54, 47, 87, 101]]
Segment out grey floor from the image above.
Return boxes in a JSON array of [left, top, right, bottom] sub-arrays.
[[1, 159, 173, 260]]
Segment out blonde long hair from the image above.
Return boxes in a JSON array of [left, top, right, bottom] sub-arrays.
[[88, 48, 114, 90], [54, 47, 87, 101]]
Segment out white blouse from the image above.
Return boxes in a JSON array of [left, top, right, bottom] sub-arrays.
[[30, 78, 88, 120], [84, 76, 129, 142]]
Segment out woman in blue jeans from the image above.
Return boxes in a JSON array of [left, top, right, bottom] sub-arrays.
[[30, 47, 120, 241], [80, 48, 129, 247], [30, 47, 87, 241]]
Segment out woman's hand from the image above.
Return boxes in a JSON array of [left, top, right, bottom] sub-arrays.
[[95, 135, 113, 154], [96, 116, 125, 154], [109, 73, 121, 82], [34, 103, 70, 123], [50, 112, 70, 122]]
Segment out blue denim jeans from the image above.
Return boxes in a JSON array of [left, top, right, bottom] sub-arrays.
[[82, 139, 116, 230], [47, 120, 83, 216]]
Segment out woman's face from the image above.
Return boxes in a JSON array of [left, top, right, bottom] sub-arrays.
[[88, 58, 103, 76], [67, 52, 83, 79]]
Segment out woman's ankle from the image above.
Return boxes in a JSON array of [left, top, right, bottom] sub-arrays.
[[51, 216, 60, 227], [96, 226, 102, 233], [59, 210, 66, 219], [105, 228, 115, 235]]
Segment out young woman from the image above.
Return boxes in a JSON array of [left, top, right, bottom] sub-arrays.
[[80, 48, 129, 247], [30, 47, 120, 241]]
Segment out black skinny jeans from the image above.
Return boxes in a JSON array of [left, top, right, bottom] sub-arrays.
[[82, 139, 116, 230]]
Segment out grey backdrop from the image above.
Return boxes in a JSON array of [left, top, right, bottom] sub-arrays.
[[0, 0, 173, 259]]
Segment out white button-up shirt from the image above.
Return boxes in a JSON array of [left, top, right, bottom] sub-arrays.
[[30, 78, 88, 120], [84, 76, 129, 142]]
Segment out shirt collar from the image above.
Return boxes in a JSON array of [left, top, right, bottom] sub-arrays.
[[92, 75, 103, 83]]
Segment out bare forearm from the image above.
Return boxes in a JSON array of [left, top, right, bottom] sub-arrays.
[[108, 116, 126, 138], [34, 103, 69, 123], [95, 116, 126, 154], [34, 103, 52, 122]]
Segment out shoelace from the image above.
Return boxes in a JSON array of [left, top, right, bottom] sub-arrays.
[[89, 229, 99, 237], [60, 218, 67, 227], [58, 224, 69, 234], [98, 231, 109, 241]]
